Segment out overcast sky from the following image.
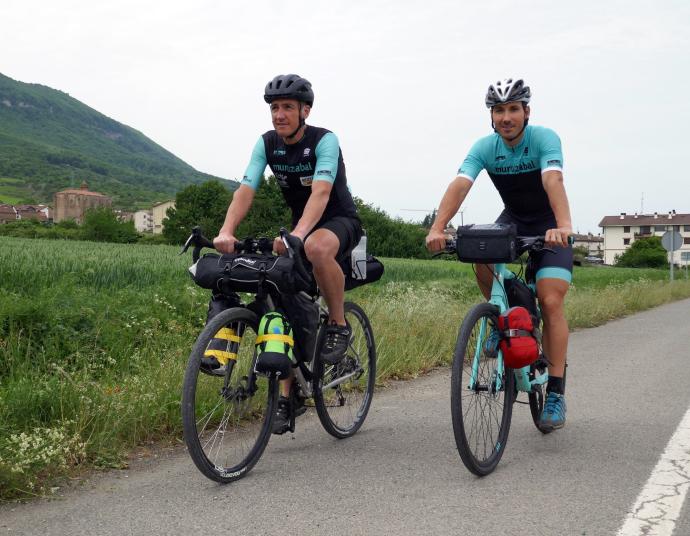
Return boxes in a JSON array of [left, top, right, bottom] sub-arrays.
[[3, 0, 689, 233]]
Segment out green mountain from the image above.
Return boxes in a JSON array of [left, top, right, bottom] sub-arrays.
[[0, 72, 238, 209]]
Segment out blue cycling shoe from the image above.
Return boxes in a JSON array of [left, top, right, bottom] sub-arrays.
[[539, 392, 567, 431]]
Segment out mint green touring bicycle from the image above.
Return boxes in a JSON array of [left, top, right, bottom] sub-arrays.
[[442, 225, 571, 476]]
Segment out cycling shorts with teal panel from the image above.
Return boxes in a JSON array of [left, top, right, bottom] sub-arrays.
[[495, 210, 573, 284], [458, 125, 563, 224], [240, 126, 358, 227]]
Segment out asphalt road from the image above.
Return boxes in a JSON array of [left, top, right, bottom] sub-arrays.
[[3, 298, 690, 536]]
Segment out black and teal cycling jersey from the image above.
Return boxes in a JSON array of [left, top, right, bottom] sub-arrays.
[[458, 125, 563, 224], [458, 125, 572, 283], [241, 126, 359, 227]]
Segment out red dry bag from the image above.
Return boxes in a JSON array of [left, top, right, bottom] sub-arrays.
[[497, 306, 539, 369]]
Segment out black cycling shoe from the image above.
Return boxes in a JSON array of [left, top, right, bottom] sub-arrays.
[[320, 322, 351, 365], [272, 395, 307, 435], [272, 397, 290, 435], [199, 356, 226, 375]]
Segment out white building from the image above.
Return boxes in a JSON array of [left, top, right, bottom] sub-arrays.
[[134, 210, 154, 233], [598, 211, 690, 265], [151, 200, 175, 234]]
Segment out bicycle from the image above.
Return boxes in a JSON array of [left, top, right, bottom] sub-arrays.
[[180, 227, 377, 483], [442, 229, 571, 476]]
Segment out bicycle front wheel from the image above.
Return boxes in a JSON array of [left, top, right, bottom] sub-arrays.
[[451, 302, 515, 476], [313, 302, 376, 438], [181, 307, 278, 483]]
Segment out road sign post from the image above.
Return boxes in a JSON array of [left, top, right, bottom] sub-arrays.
[[661, 230, 682, 281]]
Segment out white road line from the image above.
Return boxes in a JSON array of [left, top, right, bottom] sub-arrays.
[[617, 407, 690, 536]]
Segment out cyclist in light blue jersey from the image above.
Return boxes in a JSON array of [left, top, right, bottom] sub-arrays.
[[426, 78, 573, 431]]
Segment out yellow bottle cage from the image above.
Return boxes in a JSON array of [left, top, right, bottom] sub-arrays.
[[203, 349, 238, 365], [255, 334, 294, 347], [214, 328, 241, 342]]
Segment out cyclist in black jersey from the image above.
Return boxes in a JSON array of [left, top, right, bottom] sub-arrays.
[[426, 78, 573, 431], [213, 74, 363, 434]]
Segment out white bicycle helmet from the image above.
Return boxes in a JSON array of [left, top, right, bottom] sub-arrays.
[[485, 78, 531, 108]]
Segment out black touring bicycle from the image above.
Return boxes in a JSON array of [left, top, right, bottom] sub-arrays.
[[180, 227, 383, 483]]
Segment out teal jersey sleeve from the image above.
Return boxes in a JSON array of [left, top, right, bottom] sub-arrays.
[[457, 138, 488, 181], [533, 126, 564, 172], [313, 132, 339, 184], [240, 136, 267, 190]]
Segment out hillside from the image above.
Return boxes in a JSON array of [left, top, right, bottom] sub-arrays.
[[0, 72, 237, 209]]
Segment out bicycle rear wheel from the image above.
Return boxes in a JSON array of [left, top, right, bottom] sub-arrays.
[[181, 307, 278, 483], [451, 302, 515, 476], [313, 302, 376, 439]]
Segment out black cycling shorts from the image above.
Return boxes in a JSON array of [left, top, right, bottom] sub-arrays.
[[310, 215, 363, 262], [496, 210, 573, 284]]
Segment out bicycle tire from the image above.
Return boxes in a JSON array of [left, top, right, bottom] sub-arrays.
[[451, 302, 515, 476], [181, 307, 278, 483], [313, 301, 376, 439]]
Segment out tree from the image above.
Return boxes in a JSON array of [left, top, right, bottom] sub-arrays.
[[82, 207, 138, 243], [163, 180, 233, 245], [615, 236, 668, 268], [236, 176, 291, 238], [355, 198, 429, 258]]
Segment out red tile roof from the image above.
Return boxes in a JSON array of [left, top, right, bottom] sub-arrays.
[[55, 189, 109, 198]]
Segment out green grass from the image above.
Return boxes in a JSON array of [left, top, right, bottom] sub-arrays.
[[1, 236, 689, 498], [0, 176, 33, 204]]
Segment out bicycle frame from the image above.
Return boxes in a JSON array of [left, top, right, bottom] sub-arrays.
[[469, 262, 548, 394]]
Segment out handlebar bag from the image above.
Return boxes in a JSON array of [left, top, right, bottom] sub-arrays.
[[190, 253, 311, 295], [497, 306, 539, 369], [456, 223, 517, 263]]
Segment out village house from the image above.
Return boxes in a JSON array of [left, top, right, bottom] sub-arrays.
[[134, 209, 154, 233], [53, 181, 111, 224], [0, 204, 18, 224], [571, 232, 604, 256], [598, 211, 690, 266], [151, 200, 175, 234]]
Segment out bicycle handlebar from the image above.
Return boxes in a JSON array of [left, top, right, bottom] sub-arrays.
[[179, 226, 312, 286]]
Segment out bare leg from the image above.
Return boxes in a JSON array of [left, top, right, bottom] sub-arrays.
[[474, 263, 494, 300], [305, 228, 345, 325], [536, 278, 570, 378]]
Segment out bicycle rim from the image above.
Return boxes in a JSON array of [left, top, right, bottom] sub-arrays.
[[181, 307, 278, 483], [451, 302, 515, 476], [314, 302, 376, 439]]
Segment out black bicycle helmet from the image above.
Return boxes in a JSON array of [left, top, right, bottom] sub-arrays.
[[485, 78, 531, 108], [263, 74, 314, 106]]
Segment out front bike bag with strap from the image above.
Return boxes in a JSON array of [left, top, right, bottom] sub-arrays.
[[497, 306, 539, 369], [254, 312, 295, 377]]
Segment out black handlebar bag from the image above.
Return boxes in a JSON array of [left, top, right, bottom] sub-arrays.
[[190, 253, 311, 295], [456, 223, 517, 264]]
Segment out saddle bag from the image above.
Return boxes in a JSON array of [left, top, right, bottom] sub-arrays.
[[254, 312, 295, 377], [189, 253, 311, 295], [341, 255, 385, 291], [456, 223, 517, 264], [497, 306, 539, 369]]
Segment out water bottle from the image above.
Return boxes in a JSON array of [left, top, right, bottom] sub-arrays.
[[350, 234, 367, 280]]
